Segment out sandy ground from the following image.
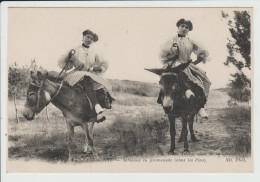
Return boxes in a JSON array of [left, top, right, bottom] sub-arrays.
[[6, 89, 250, 160]]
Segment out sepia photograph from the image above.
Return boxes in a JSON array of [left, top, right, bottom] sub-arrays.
[[1, 1, 258, 176]]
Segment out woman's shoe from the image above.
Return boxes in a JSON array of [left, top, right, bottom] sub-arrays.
[[198, 108, 208, 119], [96, 113, 106, 123], [95, 104, 104, 114], [185, 89, 195, 99]]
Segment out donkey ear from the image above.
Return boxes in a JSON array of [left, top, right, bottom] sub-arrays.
[[30, 70, 38, 79], [145, 68, 163, 75], [30, 71, 34, 78], [37, 71, 44, 80], [167, 60, 192, 73]]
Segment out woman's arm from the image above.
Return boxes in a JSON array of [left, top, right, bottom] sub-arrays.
[[192, 41, 209, 64], [93, 54, 108, 73], [160, 40, 179, 64], [59, 47, 86, 70], [57, 49, 75, 70]]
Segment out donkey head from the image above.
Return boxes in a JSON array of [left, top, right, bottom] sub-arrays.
[[145, 60, 192, 114], [159, 73, 180, 113], [96, 89, 115, 109], [23, 71, 51, 120]]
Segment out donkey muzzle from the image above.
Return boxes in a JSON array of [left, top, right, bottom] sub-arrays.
[[23, 106, 35, 120], [163, 106, 172, 114]]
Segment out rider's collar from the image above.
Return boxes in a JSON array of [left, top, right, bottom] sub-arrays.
[[178, 34, 186, 38], [82, 44, 90, 48]]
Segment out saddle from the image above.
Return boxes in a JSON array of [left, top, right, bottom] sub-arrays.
[[45, 70, 114, 109], [46, 71, 66, 82]]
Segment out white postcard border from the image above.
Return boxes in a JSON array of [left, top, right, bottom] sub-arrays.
[[1, 0, 260, 181]]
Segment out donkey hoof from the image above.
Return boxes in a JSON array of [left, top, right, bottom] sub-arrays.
[[93, 153, 99, 159], [191, 136, 198, 142], [168, 149, 175, 155], [178, 138, 183, 143], [67, 157, 73, 162], [182, 150, 190, 155], [82, 149, 93, 155]]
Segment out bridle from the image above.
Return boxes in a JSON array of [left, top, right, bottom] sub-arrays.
[[162, 72, 182, 95], [30, 79, 64, 114], [159, 73, 184, 117]]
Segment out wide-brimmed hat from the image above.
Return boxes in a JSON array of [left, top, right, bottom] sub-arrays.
[[82, 29, 98, 42], [176, 19, 193, 31]]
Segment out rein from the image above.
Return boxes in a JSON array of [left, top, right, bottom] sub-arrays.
[[56, 49, 76, 80], [49, 80, 64, 103], [34, 79, 64, 114]]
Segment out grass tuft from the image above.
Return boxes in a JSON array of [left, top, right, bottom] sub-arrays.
[[220, 106, 251, 155], [95, 115, 169, 158], [9, 133, 69, 162]]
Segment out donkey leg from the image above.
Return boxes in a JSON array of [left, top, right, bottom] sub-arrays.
[[65, 120, 75, 162], [178, 129, 184, 143], [87, 120, 97, 155], [82, 120, 98, 158], [188, 115, 197, 142], [182, 117, 189, 153], [82, 122, 92, 155], [168, 115, 176, 155], [178, 118, 184, 143]]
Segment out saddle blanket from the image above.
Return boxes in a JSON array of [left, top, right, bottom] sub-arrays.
[[64, 70, 112, 92]]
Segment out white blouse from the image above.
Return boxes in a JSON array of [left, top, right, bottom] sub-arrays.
[[59, 45, 108, 73], [160, 36, 209, 66]]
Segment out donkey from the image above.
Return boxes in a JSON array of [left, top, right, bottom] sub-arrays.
[[23, 71, 114, 160], [146, 61, 203, 154]]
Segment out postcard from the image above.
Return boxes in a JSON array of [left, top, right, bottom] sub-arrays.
[[1, 1, 258, 178]]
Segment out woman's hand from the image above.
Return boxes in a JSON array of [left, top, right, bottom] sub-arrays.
[[167, 54, 177, 59], [75, 63, 84, 70], [194, 52, 207, 65], [170, 43, 179, 56], [198, 53, 206, 60], [93, 66, 103, 72]]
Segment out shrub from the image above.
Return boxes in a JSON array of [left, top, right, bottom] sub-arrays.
[[8, 62, 160, 99], [109, 79, 160, 97], [220, 107, 251, 155], [8, 60, 43, 99], [104, 115, 169, 156]]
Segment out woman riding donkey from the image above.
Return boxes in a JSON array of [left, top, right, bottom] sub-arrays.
[[57, 29, 114, 122], [158, 18, 211, 119]]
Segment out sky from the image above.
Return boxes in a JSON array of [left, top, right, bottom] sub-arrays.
[[7, 7, 252, 89]]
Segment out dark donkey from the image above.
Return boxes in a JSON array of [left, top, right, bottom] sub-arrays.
[[146, 60, 204, 154], [23, 71, 114, 160]]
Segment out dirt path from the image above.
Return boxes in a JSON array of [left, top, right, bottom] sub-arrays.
[[96, 106, 234, 156], [158, 108, 232, 155], [95, 90, 235, 156]]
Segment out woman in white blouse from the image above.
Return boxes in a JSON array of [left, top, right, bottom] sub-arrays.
[[160, 19, 211, 119], [58, 29, 111, 119]]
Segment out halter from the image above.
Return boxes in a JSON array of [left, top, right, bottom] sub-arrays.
[[31, 80, 64, 114], [36, 80, 43, 113], [162, 72, 182, 95]]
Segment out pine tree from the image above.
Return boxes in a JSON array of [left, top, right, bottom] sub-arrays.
[[222, 11, 251, 102]]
